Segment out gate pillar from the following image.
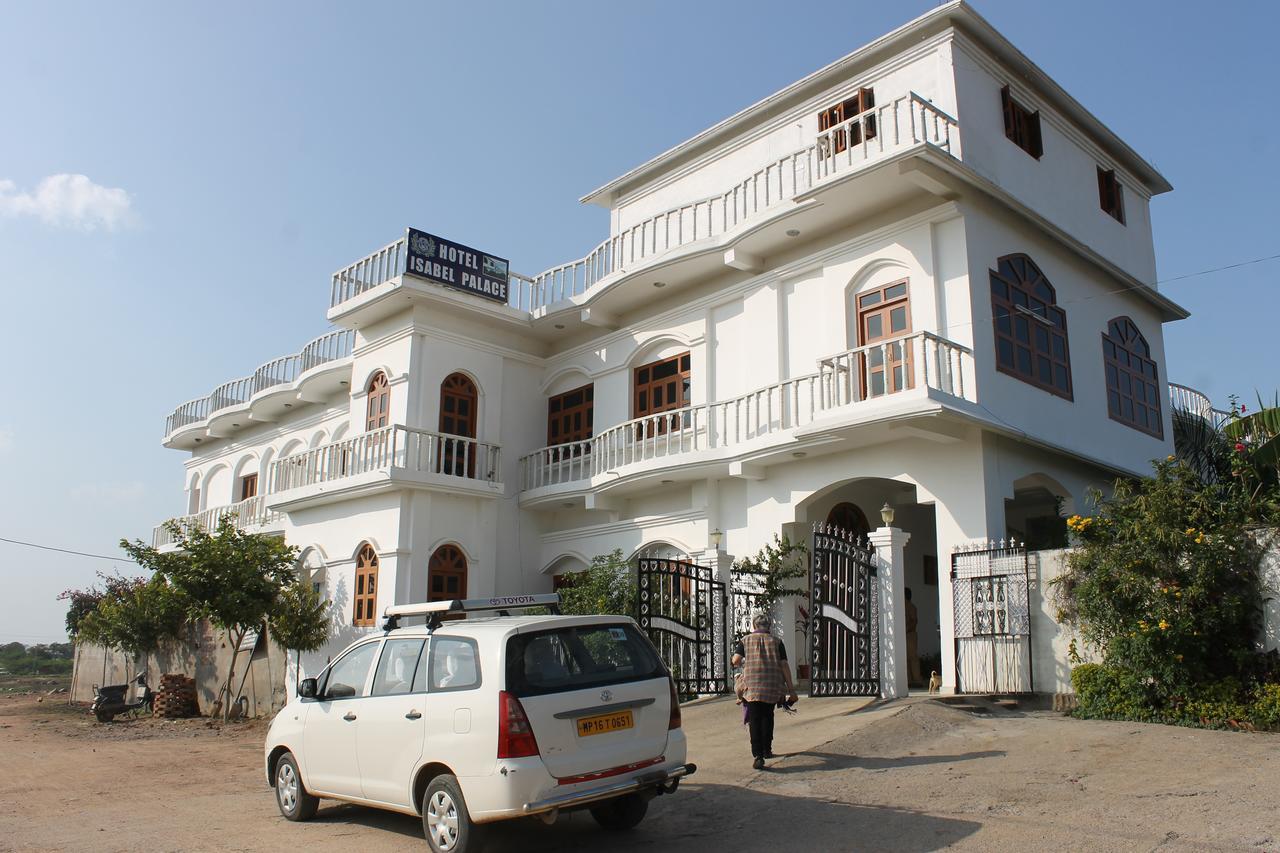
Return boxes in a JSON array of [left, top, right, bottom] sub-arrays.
[[868, 526, 911, 699]]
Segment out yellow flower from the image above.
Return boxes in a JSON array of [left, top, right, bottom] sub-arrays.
[[1175, 591, 1182, 598], [1175, 654, 1184, 662], [1166, 455, 1175, 462], [1158, 620, 1170, 631]]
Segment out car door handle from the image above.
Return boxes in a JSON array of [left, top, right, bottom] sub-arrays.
[[343, 712, 357, 722], [405, 710, 422, 720]]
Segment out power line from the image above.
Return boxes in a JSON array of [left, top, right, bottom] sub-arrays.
[[1156, 252, 1280, 285], [0, 536, 139, 564]]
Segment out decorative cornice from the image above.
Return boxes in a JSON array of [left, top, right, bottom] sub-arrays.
[[541, 509, 706, 545]]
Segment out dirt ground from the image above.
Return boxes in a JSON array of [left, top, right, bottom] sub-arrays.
[[0, 692, 1276, 852]]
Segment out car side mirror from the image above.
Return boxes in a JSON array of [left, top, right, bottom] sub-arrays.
[[299, 678, 318, 699]]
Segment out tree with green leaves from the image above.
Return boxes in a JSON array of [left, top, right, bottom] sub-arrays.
[[269, 578, 331, 687], [121, 515, 310, 721], [71, 574, 187, 663], [731, 534, 807, 633], [1053, 450, 1278, 721], [556, 550, 636, 617]]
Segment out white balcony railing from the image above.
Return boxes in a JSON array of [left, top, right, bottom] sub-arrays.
[[163, 329, 355, 437], [1167, 382, 1232, 429], [151, 495, 282, 548], [329, 92, 958, 316], [270, 425, 502, 492], [520, 332, 972, 490]]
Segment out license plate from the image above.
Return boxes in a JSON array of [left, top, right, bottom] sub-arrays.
[[576, 709, 634, 737]]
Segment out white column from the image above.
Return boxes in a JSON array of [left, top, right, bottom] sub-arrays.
[[869, 525, 911, 699]]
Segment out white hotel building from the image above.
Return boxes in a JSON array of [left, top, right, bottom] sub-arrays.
[[153, 2, 1195, 692]]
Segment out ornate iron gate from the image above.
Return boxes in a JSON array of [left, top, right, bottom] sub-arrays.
[[637, 558, 730, 696], [951, 542, 1033, 693], [809, 523, 880, 697]]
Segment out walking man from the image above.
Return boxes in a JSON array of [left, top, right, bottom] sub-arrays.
[[731, 612, 798, 769]]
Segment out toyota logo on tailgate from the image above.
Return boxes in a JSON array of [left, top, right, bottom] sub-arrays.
[[600, 689, 613, 702]]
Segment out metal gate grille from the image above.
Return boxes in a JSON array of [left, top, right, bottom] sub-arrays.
[[809, 523, 880, 697], [952, 542, 1033, 693], [637, 558, 730, 695]]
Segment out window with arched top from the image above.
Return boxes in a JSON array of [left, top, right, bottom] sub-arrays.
[[365, 371, 391, 431], [990, 254, 1072, 399], [353, 544, 379, 627], [439, 373, 478, 438], [1103, 317, 1162, 437], [428, 544, 468, 602], [826, 502, 871, 538], [439, 373, 478, 477]]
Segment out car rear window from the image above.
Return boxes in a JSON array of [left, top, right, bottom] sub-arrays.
[[504, 623, 666, 698]]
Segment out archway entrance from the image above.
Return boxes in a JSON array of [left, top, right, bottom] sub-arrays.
[[799, 478, 940, 690]]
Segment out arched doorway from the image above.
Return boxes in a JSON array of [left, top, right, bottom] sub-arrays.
[[826, 501, 871, 538], [353, 543, 379, 627], [428, 544, 468, 602], [439, 373, 478, 476]]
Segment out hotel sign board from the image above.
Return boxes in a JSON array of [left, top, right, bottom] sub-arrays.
[[405, 227, 510, 304]]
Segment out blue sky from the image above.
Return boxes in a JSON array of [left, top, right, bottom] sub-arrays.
[[2, 1, 1277, 643]]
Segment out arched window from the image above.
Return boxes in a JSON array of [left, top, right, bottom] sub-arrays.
[[439, 373, 478, 438], [365, 371, 391, 431], [439, 373, 478, 477], [990, 254, 1072, 399], [1103, 317, 1162, 437], [428, 544, 468, 601], [826, 502, 871, 538], [353, 544, 379, 627]]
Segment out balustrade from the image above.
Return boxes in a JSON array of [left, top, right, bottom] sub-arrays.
[[270, 425, 502, 492], [151, 495, 282, 548], [521, 333, 973, 490], [163, 329, 355, 438]]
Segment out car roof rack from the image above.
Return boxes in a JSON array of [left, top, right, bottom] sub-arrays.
[[382, 593, 562, 632]]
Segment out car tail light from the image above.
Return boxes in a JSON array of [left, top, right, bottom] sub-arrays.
[[497, 690, 540, 758], [668, 678, 682, 730]]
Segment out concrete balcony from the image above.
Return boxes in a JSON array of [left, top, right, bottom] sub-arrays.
[[327, 91, 959, 334], [519, 332, 975, 504], [151, 495, 283, 549], [163, 329, 355, 449], [267, 424, 504, 512]]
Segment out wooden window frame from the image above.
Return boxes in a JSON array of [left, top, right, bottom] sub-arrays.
[[353, 544, 379, 627], [855, 279, 913, 397], [633, 352, 691, 437], [439, 372, 478, 477], [428, 544, 468, 602], [1097, 167, 1125, 224], [990, 254, 1073, 400], [547, 383, 594, 450], [1102, 316, 1163, 438], [238, 473, 258, 502], [1001, 85, 1043, 159], [818, 87, 876, 154], [365, 371, 391, 432]]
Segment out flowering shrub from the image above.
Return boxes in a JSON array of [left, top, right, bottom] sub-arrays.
[[1054, 450, 1280, 728]]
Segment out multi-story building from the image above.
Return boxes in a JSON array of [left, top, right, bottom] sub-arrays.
[[152, 2, 1196, 692]]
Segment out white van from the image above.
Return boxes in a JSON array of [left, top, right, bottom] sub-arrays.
[[263, 594, 694, 852]]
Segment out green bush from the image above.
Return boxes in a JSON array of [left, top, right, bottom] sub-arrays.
[[1248, 683, 1280, 730], [1071, 665, 1280, 732]]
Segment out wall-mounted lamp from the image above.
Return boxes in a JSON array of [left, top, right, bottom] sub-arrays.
[[880, 502, 895, 526], [710, 528, 723, 550]]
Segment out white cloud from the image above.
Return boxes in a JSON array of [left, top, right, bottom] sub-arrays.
[[0, 429, 11, 453], [0, 174, 132, 231], [70, 481, 146, 503]]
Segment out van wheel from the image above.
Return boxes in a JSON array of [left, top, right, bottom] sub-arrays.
[[422, 774, 485, 853], [590, 793, 648, 830], [274, 753, 319, 821]]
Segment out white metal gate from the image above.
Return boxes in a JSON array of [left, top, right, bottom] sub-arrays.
[[951, 541, 1033, 693]]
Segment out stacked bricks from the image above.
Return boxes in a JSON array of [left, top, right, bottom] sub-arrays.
[[153, 674, 199, 718]]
